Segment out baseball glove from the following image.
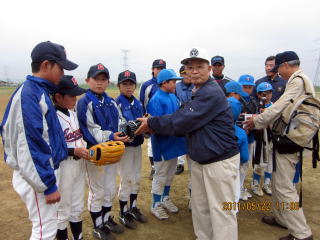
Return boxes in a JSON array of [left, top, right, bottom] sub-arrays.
[[88, 141, 125, 166]]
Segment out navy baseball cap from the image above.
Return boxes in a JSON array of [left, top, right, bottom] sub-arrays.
[[53, 75, 86, 96], [31, 41, 78, 70], [211, 56, 225, 65], [152, 59, 166, 69], [87, 63, 110, 79], [179, 66, 186, 74], [118, 70, 137, 84], [271, 51, 299, 72]]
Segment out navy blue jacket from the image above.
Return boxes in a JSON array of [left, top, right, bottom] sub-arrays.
[[139, 77, 159, 113], [253, 75, 286, 102], [148, 78, 239, 165]]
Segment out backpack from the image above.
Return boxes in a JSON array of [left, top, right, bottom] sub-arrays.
[[271, 75, 320, 154]]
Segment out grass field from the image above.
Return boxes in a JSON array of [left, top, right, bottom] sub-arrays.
[[0, 86, 319, 240]]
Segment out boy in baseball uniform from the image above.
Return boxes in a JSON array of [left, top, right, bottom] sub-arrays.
[[53, 75, 88, 240], [147, 69, 187, 220], [77, 63, 128, 240], [116, 70, 148, 229], [252, 82, 273, 196], [0, 41, 78, 240]]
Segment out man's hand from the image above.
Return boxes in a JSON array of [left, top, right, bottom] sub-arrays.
[[135, 118, 154, 135], [244, 116, 256, 131], [74, 147, 89, 160], [114, 132, 130, 142], [45, 190, 60, 204]]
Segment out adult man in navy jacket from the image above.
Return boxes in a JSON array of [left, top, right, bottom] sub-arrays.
[[136, 47, 240, 240]]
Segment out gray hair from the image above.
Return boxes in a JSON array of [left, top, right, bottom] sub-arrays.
[[287, 59, 300, 66]]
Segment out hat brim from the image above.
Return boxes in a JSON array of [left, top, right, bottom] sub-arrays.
[[270, 65, 279, 73], [118, 78, 137, 84], [153, 65, 166, 69], [181, 57, 209, 65], [211, 61, 224, 65], [239, 82, 256, 86], [65, 87, 87, 96], [57, 59, 78, 71], [90, 70, 110, 79]]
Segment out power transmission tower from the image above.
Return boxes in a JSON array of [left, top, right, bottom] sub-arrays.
[[121, 49, 130, 70]]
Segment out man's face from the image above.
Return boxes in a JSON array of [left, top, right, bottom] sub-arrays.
[[185, 60, 211, 88], [212, 63, 225, 76], [265, 60, 276, 78], [86, 73, 109, 94], [181, 72, 192, 85], [152, 67, 164, 77], [278, 63, 291, 80], [42, 61, 64, 85]]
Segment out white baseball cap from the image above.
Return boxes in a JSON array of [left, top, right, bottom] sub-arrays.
[[181, 47, 210, 65]]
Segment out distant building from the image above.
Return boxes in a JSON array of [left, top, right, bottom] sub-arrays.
[[0, 80, 18, 87]]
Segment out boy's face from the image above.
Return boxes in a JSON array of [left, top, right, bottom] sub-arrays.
[[228, 92, 241, 100], [55, 93, 77, 109], [162, 79, 176, 93], [242, 85, 254, 95], [41, 61, 64, 85], [119, 80, 136, 97], [257, 90, 272, 104], [86, 73, 109, 94]]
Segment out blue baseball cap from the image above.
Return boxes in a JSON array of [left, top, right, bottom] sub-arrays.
[[227, 97, 242, 121], [31, 41, 78, 70], [225, 81, 244, 95], [87, 63, 110, 79], [271, 51, 299, 72], [238, 74, 255, 86], [257, 82, 273, 92], [157, 69, 183, 84]]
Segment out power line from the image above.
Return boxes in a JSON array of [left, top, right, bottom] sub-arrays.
[[121, 49, 130, 70]]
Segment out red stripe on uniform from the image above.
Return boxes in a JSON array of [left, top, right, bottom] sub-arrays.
[[34, 191, 43, 240]]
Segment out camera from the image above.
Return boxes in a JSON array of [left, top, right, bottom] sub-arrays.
[[236, 113, 253, 129]]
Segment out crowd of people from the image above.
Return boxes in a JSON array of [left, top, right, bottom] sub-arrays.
[[0, 41, 316, 240]]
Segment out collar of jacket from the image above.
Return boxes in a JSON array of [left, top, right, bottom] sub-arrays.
[[158, 88, 171, 95], [288, 69, 303, 83], [192, 77, 212, 95], [26, 75, 56, 94]]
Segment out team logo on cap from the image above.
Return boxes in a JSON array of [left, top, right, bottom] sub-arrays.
[[246, 77, 251, 81], [97, 64, 105, 70], [190, 48, 199, 57], [124, 71, 131, 77], [71, 77, 78, 85], [159, 59, 164, 64]]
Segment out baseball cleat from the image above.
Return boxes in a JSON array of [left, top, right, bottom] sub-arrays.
[[130, 207, 148, 223], [105, 216, 124, 234], [119, 211, 137, 229], [151, 205, 169, 220], [162, 198, 179, 213], [92, 225, 116, 240], [175, 164, 184, 175], [251, 183, 264, 197]]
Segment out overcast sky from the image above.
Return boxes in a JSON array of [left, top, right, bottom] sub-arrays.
[[1, 0, 320, 84]]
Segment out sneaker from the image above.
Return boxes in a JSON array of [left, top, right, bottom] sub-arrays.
[[130, 207, 148, 223], [105, 216, 124, 234], [262, 183, 272, 195], [151, 205, 169, 220], [240, 187, 248, 201], [251, 183, 264, 197], [119, 211, 137, 229], [162, 198, 179, 213], [92, 225, 116, 240], [149, 168, 155, 180], [245, 189, 252, 199], [175, 164, 184, 175]]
